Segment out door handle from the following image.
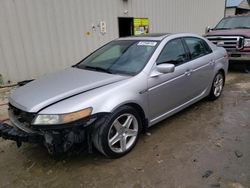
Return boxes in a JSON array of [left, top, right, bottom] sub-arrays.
[[209, 60, 215, 66]]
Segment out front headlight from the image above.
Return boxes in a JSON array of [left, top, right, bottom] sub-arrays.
[[32, 107, 92, 125], [244, 38, 250, 47]]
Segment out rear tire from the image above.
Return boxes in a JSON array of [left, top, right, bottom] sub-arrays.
[[208, 72, 224, 100], [92, 106, 142, 158]]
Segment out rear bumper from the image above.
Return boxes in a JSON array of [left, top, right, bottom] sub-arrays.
[[228, 51, 250, 61]]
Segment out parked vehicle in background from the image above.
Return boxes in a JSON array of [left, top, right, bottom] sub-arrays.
[[205, 14, 250, 70], [0, 33, 228, 158]]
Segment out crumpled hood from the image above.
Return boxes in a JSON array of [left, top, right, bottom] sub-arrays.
[[9, 68, 128, 113], [206, 29, 250, 38]]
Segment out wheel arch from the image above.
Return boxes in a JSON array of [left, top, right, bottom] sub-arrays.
[[112, 102, 148, 132]]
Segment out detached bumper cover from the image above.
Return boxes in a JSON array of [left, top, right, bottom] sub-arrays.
[[0, 123, 43, 144], [0, 113, 107, 154], [0, 119, 96, 154]]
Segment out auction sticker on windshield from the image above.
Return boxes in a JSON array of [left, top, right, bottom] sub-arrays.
[[137, 41, 157, 46]]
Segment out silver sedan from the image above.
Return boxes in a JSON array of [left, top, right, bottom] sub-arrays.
[[1, 33, 228, 158]]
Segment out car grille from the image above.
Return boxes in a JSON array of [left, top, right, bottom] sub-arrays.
[[206, 36, 244, 51], [8, 104, 37, 133]]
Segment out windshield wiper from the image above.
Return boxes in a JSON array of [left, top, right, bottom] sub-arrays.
[[214, 26, 250, 30], [82, 65, 113, 74], [231, 26, 250, 29], [213, 28, 229, 30]]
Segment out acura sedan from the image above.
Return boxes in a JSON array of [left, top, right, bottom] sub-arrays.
[[0, 33, 228, 158]]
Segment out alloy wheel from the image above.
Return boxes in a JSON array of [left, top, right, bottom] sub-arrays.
[[108, 113, 139, 153], [213, 74, 224, 97]]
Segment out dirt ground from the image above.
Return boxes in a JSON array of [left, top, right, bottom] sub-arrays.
[[0, 71, 249, 188]]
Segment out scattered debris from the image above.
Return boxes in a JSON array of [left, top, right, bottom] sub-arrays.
[[234, 150, 243, 158], [146, 132, 151, 136], [202, 170, 213, 178], [240, 123, 248, 127], [216, 141, 222, 148], [47, 169, 53, 175], [157, 160, 163, 164], [134, 167, 143, 172], [215, 137, 224, 148], [220, 180, 246, 188], [229, 182, 245, 188]]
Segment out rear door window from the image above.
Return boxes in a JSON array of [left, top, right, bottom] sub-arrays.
[[184, 37, 211, 60]]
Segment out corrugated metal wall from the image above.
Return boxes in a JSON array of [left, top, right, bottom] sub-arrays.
[[239, 0, 250, 9], [0, 0, 225, 84]]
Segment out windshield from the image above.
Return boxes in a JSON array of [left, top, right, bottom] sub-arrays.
[[215, 16, 250, 30], [75, 40, 158, 75]]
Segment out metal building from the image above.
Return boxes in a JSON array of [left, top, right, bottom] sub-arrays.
[[0, 0, 225, 84], [225, 0, 250, 16]]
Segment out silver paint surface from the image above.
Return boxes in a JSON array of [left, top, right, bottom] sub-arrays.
[[9, 33, 228, 127]]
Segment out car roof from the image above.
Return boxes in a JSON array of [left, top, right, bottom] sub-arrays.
[[117, 33, 171, 41], [116, 33, 207, 42]]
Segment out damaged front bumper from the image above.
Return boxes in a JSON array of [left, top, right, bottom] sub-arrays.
[[0, 123, 43, 147], [0, 114, 102, 155]]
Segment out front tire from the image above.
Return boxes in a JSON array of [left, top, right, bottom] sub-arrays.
[[92, 106, 142, 158], [208, 72, 224, 100]]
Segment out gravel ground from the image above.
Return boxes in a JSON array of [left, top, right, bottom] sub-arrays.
[[0, 72, 249, 188]]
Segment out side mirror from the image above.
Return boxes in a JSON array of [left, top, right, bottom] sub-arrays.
[[205, 26, 211, 34], [156, 63, 175, 74]]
